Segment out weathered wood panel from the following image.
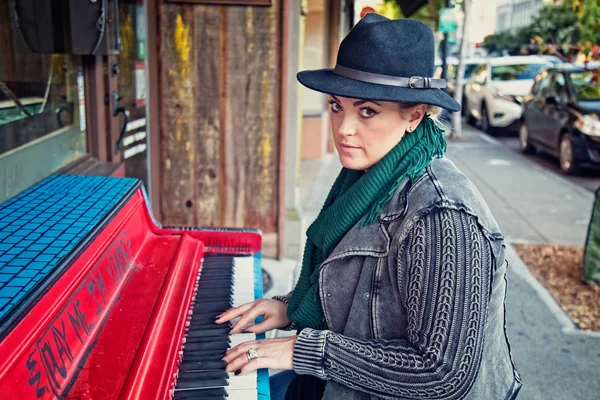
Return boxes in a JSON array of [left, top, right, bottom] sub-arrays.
[[223, 7, 247, 227], [222, 4, 279, 232], [158, 1, 281, 255], [194, 6, 221, 225], [243, 4, 278, 232], [159, 4, 196, 225]]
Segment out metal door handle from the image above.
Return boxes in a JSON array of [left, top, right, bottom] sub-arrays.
[[111, 90, 130, 155], [113, 106, 130, 155]]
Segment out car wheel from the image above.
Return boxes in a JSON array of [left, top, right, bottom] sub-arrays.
[[466, 111, 476, 126], [480, 103, 492, 134], [519, 121, 536, 154], [559, 134, 579, 175]]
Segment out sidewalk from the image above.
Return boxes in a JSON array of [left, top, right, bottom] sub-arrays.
[[265, 122, 600, 399], [448, 125, 600, 400]]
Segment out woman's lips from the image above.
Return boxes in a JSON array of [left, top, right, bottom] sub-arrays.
[[340, 143, 361, 151]]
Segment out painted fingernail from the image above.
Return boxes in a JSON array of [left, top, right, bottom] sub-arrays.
[[234, 369, 242, 376]]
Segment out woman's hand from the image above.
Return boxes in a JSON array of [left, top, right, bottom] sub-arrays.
[[215, 299, 291, 334], [222, 336, 297, 375]]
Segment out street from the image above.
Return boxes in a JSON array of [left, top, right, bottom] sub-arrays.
[[485, 131, 600, 193]]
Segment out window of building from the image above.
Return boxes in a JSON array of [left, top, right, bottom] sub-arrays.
[[0, 4, 87, 202]]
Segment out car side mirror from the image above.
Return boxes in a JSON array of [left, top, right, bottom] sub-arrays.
[[546, 95, 559, 105]]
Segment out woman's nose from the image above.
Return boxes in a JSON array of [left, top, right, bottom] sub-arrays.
[[338, 115, 357, 136]]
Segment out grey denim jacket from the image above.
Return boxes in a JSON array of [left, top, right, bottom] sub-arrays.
[[289, 157, 521, 400]]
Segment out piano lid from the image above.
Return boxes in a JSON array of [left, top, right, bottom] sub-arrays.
[[0, 175, 140, 340]]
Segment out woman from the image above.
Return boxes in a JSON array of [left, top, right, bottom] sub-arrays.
[[216, 14, 521, 400]]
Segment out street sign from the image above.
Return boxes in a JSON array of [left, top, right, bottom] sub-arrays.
[[440, 7, 458, 34]]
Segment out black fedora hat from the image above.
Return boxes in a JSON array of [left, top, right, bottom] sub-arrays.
[[297, 14, 460, 112]]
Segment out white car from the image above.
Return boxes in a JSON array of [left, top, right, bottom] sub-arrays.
[[464, 56, 551, 133]]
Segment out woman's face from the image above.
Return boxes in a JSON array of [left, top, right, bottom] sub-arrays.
[[328, 95, 425, 171]]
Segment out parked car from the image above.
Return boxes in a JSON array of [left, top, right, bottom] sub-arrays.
[[520, 64, 600, 174], [464, 56, 551, 134], [539, 55, 564, 65]]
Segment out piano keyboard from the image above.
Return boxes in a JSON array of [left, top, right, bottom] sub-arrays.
[[173, 255, 262, 400]]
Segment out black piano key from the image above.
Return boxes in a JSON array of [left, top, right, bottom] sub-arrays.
[[178, 360, 227, 372], [182, 348, 227, 359], [181, 354, 226, 364], [175, 395, 226, 400], [184, 340, 229, 351], [177, 370, 229, 381], [191, 303, 232, 312], [186, 326, 230, 338], [173, 388, 228, 399], [175, 378, 228, 389], [183, 336, 230, 345], [192, 297, 232, 304]]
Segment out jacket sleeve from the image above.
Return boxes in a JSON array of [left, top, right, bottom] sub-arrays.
[[272, 291, 298, 331], [292, 208, 493, 399]]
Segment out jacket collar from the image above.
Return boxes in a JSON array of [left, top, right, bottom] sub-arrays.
[[320, 176, 411, 266]]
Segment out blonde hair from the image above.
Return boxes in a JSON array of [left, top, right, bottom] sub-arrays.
[[398, 103, 447, 132]]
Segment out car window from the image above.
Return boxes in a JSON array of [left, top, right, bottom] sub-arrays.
[[549, 73, 569, 102], [448, 63, 480, 81], [532, 71, 551, 96], [473, 64, 488, 84], [491, 64, 548, 81], [569, 69, 600, 101]]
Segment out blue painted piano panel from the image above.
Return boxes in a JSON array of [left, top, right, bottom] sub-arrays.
[[0, 175, 137, 321]]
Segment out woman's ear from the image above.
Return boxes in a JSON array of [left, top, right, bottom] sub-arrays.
[[408, 104, 427, 126]]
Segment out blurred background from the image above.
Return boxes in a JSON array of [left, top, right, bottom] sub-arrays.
[[1, 1, 600, 398]]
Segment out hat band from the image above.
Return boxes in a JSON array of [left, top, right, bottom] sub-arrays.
[[333, 65, 446, 89]]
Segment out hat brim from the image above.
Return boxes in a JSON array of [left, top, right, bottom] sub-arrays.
[[298, 69, 460, 112]]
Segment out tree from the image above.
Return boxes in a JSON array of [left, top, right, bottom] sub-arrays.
[[530, 4, 580, 61], [481, 31, 524, 56], [481, 4, 580, 59], [564, 0, 600, 60]]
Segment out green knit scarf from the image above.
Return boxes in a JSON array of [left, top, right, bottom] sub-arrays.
[[287, 116, 447, 330]]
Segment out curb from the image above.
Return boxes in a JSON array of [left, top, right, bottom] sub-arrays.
[[505, 242, 600, 338], [459, 126, 594, 202]]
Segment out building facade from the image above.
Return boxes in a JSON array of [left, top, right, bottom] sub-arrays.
[[495, 0, 551, 33], [0, 0, 353, 260]]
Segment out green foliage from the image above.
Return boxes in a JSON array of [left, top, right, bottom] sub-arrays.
[[481, 31, 523, 55], [564, 0, 600, 59], [482, 4, 580, 58], [583, 188, 600, 284]]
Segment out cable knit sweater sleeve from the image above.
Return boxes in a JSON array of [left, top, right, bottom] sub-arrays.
[[292, 208, 493, 399]]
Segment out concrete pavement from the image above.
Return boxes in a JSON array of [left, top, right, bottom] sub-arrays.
[[263, 122, 600, 399], [448, 125, 600, 400]]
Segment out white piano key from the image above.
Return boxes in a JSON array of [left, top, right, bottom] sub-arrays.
[[228, 370, 258, 400]]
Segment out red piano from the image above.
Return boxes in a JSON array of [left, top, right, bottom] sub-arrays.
[[0, 175, 270, 399]]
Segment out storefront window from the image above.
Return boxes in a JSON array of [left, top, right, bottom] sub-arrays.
[[0, 5, 87, 202]]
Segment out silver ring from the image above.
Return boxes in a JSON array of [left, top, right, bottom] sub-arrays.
[[246, 348, 258, 362]]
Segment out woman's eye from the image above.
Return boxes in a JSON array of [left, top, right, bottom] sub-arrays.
[[329, 101, 342, 112], [359, 108, 377, 118]]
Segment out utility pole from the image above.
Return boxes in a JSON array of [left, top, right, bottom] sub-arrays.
[[451, 0, 473, 138], [440, 0, 452, 84]]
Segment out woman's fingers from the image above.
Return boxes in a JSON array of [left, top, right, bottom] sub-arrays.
[[223, 340, 257, 366], [222, 337, 297, 374], [241, 319, 277, 335], [229, 307, 265, 334], [214, 301, 254, 324]]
